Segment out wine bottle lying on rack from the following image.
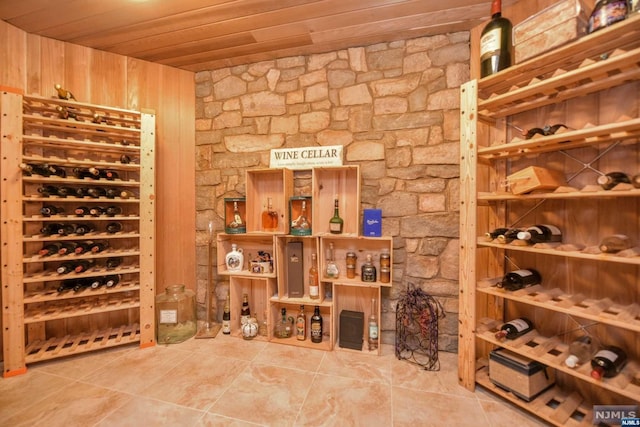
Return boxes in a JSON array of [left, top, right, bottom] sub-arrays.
[[105, 257, 123, 269], [56, 186, 78, 198], [73, 167, 100, 180], [106, 222, 123, 233], [484, 227, 509, 241], [497, 269, 541, 291], [516, 225, 562, 244], [38, 242, 63, 256], [591, 346, 628, 379], [599, 234, 634, 253], [57, 223, 95, 236], [58, 242, 78, 255], [496, 228, 522, 244], [99, 169, 119, 180], [597, 171, 630, 190], [40, 223, 64, 236], [40, 205, 65, 216], [495, 317, 533, 341]]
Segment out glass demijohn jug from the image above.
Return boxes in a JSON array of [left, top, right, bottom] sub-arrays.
[[156, 284, 197, 344]]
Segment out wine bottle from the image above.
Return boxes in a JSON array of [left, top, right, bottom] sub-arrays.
[[591, 346, 628, 379], [56, 261, 76, 274], [565, 336, 596, 368], [261, 197, 278, 232], [88, 277, 106, 289], [597, 171, 630, 190], [495, 317, 533, 340], [72, 278, 92, 291], [291, 199, 310, 232], [38, 185, 59, 197], [106, 222, 123, 234], [99, 169, 119, 180], [309, 253, 320, 300], [325, 243, 339, 279], [599, 234, 633, 253], [361, 254, 377, 282], [47, 164, 67, 178], [588, 0, 629, 34], [56, 186, 77, 198], [89, 206, 105, 217], [120, 154, 132, 164], [104, 274, 120, 287], [90, 240, 109, 253], [74, 206, 90, 216], [368, 298, 379, 351], [517, 225, 562, 244], [105, 205, 122, 217], [38, 242, 62, 256], [40, 205, 65, 217], [19, 163, 51, 177], [496, 228, 522, 244], [57, 223, 77, 236], [57, 279, 79, 292], [105, 257, 123, 269], [54, 83, 76, 101], [58, 241, 78, 255], [117, 189, 135, 199], [222, 294, 231, 335], [74, 259, 95, 273], [240, 293, 251, 325], [484, 227, 509, 241], [296, 305, 306, 341], [329, 197, 343, 234], [480, 0, 512, 78], [73, 223, 95, 235], [86, 187, 106, 198], [40, 223, 63, 236], [73, 167, 100, 180], [498, 269, 541, 291], [310, 305, 323, 343], [73, 241, 92, 255]]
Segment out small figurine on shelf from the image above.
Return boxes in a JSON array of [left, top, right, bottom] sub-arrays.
[[54, 83, 76, 101]]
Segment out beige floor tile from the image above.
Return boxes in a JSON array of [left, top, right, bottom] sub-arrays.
[[392, 386, 490, 427], [4, 381, 130, 427], [96, 396, 205, 426], [295, 373, 392, 427], [0, 371, 75, 419], [253, 342, 325, 372], [208, 363, 316, 426], [478, 398, 547, 427], [193, 335, 269, 361], [197, 412, 267, 426], [317, 348, 393, 385], [140, 353, 249, 410], [80, 345, 191, 394]]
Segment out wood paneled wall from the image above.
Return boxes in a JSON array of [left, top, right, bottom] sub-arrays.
[[0, 20, 197, 355]]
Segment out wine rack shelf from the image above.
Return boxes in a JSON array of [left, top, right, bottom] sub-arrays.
[[24, 324, 141, 364], [0, 88, 156, 377], [459, 12, 640, 423]]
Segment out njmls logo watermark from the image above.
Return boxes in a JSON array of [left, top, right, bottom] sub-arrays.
[[593, 405, 639, 424]]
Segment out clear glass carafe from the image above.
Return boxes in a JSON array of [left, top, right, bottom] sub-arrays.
[[156, 284, 197, 344]]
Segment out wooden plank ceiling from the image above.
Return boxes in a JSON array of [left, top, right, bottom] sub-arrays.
[[0, 0, 508, 72]]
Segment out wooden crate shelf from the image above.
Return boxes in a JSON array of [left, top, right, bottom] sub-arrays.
[[24, 324, 141, 364]]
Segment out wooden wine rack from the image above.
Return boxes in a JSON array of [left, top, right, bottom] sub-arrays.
[[459, 13, 640, 426], [0, 89, 156, 376]]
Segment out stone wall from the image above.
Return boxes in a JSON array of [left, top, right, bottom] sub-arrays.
[[194, 32, 469, 352]]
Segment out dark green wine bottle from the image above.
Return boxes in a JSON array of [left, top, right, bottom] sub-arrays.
[[480, 0, 512, 78]]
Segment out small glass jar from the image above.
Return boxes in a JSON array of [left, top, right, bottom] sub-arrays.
[[156, 284, 197, 344], [380, 267, 391, 284], [346, 252, 357, 279], [380, 249, 391, 268]]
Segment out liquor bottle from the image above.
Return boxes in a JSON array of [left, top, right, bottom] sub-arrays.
[[38, 242, 62, 256], [57, 241, 78, 255], [599, 234, 634, 253], [484, 227, 510, 241], [368, 298, 379, 351], [329, 197, 343, 234], [588, 0, 629, 34], [40, 223, 64, 236], [106, 222, 123, 234], [517, 225, 562, 244], [565, 336, 597, 368], [40, 205, 65, 216], [498, 269, 542, 291], [261, 197, 278, 232], [291, 199, 311, 232], [74, 259, 95, 273], [106, 257, 123, 269], [54, 83, 76, 101], [325, 243, 339, 279], [310, 305, 323, 343], [227, 201, 244, 230], [90, 241, 109, 253], [296, 305, 306, 341], [225, 243, 244, 272], [275, 307, 294, 338], [222, 294, 231, 335], [480, 0, 512, 78], [56, 186, 78, 198], [496, 228, 522, 244], [361, 254, 377, 282], [56, 261, 76, 274], [259, 311, 268, 337], [99, 169, 119, 180], [597, 171, 630, 190], [38, 185, 59, 197], [104, 274, 120, 287], [240, 293, 251, 325], [86, 187, 106, 198], [495, 317, 533, 340], [73, 167, 100, 180], [591, 346, 628, 379], [89, 206, 105, 217], [309, 253, 320, 300]]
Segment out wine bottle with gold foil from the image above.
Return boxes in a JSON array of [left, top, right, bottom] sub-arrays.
[[480, 0, 512, 78]]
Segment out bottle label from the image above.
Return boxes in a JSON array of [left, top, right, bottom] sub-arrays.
[[296, 317, 305, 339], [311, 322, 322, 338], [594, 349, 618, 362], [329, 222, 342, 232], [159, 309, 178, 324], [309, 284, 319, 297], [511, 269, 533, 277], [369, 324, 378, 340], [480, 28, 502, 61], [508, 318, 529, 332], [222, 320, 231, 333], [241, 314, 250, 325]]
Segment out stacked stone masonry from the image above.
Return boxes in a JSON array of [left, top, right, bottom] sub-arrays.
[[195, 32, 469, 352]]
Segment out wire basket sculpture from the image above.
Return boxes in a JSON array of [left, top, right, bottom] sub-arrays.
[[395, 283, 445, 370]]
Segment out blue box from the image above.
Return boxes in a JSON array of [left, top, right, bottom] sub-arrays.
[[363, 209, 382, 237]]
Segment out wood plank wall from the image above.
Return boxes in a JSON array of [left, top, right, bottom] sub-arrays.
[[0, 20, 196, 357]]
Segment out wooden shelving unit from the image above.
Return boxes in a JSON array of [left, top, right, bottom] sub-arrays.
[[0, 89, 156, 377], [459, 14, 640, 426], [218, 165, 391, 354]]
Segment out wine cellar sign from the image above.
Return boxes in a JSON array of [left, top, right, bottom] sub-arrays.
[[270, 145, 343, 169]]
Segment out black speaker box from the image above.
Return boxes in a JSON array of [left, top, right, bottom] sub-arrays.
[[339, 310, 364, 350]]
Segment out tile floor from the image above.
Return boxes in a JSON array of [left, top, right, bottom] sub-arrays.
[[0, 336, 546, 426]]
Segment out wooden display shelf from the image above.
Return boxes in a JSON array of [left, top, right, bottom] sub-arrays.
[[477, 239, 640, 266], [22, 134, 142, 155], [24, 324, 141, 364], [476, 319, 640, 403], [23, 266, 140, 284], [228, 276, 274, 338], [21, 154, 141, 171], [312, 165, 360, 236], [269, 301, 332, 351], [22, 176, 140, 186], [245, 168, 293, 234], [477, 118, 640, 161], [216, 233, 276, 276], [270, 295, 332, 307], [478, 187, 640, 201], [24, 280, 140, 303], [23, 215, 140, 222], [478, 278, 640, 333], [274, 235, 321, 300], [478, 14, 640, 100], [23, 248, 140, 264], [24, 294, 140, 324], [23, 94, 141, 125], [476, 366, 596, 427], [333, 282, 381, 355], [23, 195, 140, 203], [24, 231, 140, 242]]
